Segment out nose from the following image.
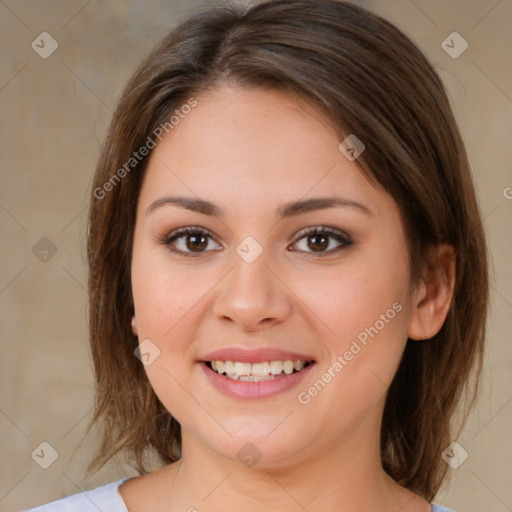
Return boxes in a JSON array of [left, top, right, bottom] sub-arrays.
[[212, 247, 292, 332]]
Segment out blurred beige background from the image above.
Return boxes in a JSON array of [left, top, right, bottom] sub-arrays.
[[1, 0, 510, 511]]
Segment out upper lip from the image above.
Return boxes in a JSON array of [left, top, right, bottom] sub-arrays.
[[199, 347, 315, 364]]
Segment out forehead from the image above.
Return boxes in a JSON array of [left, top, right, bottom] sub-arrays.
[[138, 85, 390, 218]]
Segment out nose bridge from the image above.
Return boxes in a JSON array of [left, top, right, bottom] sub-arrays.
[[213, 239, 291, 330], [231, 244, 272, 296]]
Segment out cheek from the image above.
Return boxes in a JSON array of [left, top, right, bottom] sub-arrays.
[[295, 233, 412, 401], [130, 246, 202, 421], [296, 270, 409, 433], [130, 240, 222, 392], [300, 250, 410, 349], [131, 237, 205, 338]]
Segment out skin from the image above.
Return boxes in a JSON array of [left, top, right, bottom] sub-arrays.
[[122, 85, 455, 512]]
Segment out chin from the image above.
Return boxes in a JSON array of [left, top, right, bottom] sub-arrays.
[[205, 426, 309, 470]]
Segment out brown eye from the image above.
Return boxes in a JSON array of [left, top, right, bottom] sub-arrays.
[[185, 233, 209, 252], [163, 227, 222, 257], [307, 233, 329, 252], [291, 226, 352, 255]]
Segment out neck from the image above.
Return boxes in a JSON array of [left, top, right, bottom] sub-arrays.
[[157, 416, 428, 512], [119, 396, 431, 512]]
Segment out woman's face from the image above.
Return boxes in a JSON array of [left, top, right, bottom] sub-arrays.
[[131, 85, 418, 468]]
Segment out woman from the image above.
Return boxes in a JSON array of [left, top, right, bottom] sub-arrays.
[[25, 0, 488, 510]]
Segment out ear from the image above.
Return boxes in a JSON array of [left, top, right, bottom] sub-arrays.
[[131, 315, 138, 336], [408, 244, 456, 340]]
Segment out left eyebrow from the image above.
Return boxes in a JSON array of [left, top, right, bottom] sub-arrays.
[[278, 196, 373, 217], [145, 195, 373, 218]]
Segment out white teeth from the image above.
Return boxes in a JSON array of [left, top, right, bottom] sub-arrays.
[[294, 360, 305, 371], [225, 360, 236, 375], [208, 359, 310, 380], [252, 362, 270, 377], [234, 362, 251, 376], [270, 361, 283, 375], [283, 361, 294, 375], [236, 374, 279, 381]]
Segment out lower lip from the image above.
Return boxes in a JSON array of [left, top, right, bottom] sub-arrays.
[[199, 362, 316, 400]]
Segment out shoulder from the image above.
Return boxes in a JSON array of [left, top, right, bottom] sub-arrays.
[[431, 504, 455, 512], [21, 479, 129, 512]]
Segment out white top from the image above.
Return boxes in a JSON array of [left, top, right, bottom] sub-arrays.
[[22, 479, 129, 512], [22, 479, 454, 511]]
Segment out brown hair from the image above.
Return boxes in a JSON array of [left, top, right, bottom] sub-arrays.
[[85, 0, 488, 501]]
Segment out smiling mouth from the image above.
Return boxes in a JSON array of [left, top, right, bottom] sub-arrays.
[[204, 360, 314, 381]]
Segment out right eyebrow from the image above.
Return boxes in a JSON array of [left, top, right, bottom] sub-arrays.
[[146, 196, 222, 217]]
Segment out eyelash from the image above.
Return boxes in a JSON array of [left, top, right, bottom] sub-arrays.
[[158, 225, 352, 258]]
